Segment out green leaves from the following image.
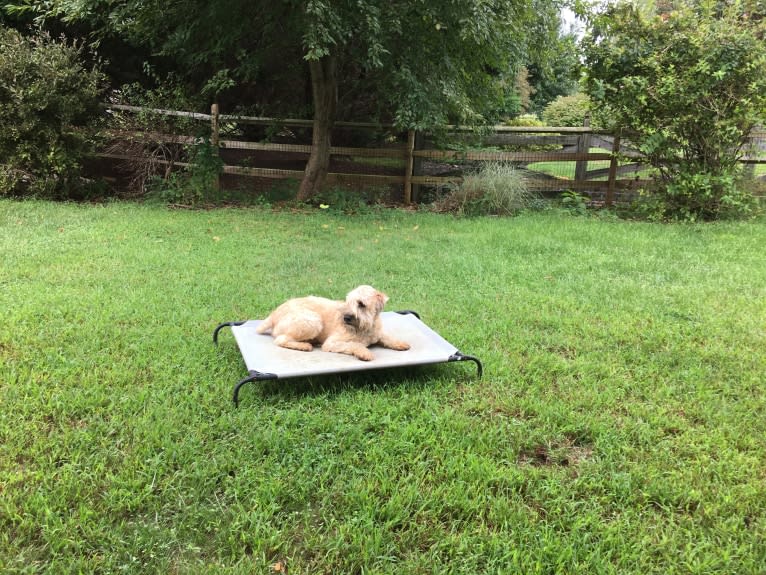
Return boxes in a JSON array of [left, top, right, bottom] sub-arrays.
[[0, 26, 104, 197], [583, 0, 766, 220], [36, 0, 562, 130]]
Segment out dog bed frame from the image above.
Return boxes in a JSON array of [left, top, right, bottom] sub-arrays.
[[214, 311, 482, 406]]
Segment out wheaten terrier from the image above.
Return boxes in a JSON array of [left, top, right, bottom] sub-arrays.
[[255, 285, 410, 361]]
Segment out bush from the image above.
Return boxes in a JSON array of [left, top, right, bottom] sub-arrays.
[[311, 185, 391, 214], [504, 114, 546, 128], [145, 138, 223, 206], [633, 169, 758, 222], [0, 27, 104, 198], [542, 93, 593, 128], [433, 162, 537, 216], [584, 2, 766, 220], [502, 114, 559, 153]]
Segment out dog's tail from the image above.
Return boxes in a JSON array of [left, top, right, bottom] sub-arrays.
[[255, 315, 273, 334]]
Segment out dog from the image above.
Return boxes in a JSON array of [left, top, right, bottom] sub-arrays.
[[255, 285, 410, 361]]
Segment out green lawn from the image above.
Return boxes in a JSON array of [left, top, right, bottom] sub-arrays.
[[2, 200, 765, 574]]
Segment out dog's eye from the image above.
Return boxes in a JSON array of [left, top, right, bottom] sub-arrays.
[[357, 300, 366, 308]]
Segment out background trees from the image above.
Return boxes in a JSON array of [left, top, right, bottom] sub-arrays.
[[7, 0, 566, 199], [527, 29, 581, 115]]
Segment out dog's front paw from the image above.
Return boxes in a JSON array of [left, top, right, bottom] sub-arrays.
[[380, 337, 410, 351], [355, 348, 375, 361]]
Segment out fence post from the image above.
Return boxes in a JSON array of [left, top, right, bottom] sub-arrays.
[[606, 134, 621, 207], [412, 131, 425, 203], [574, 115, 591, 186], [742, 129, 758, 180], [404, 129, 416, 204], [211, 103, 221, 193]]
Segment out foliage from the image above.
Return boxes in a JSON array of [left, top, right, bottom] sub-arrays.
[[18, 0, 564, 129], [146, 138, 223, 206], [505, 114, 546, 128], [3, 201, 766, 573], [559, 189, 590, 215], [483, 69, 527, 123], [311, 185, 390, 214], [583, 0, 766, 220], [262, 179, 302, 205], [434, 161, 537, 216], [104, 82, 214, 197], [527, 27, 582, 113], [631, 172, 762, 222], [542, 93, 593, 128], [295, 0, 566, 129], [8, 0, 568, 199], [0, 26, 104, 198], [502, 114, 561, 152]]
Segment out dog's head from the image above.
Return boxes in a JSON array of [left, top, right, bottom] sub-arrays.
[[343, 285, 388, 332]]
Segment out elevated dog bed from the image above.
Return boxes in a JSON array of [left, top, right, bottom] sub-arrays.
[[214, 311, 482, 406]]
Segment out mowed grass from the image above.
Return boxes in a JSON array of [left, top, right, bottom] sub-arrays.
[[1, 200, 765, 574]]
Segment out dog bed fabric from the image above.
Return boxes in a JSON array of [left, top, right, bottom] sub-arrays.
[[214, 311, 482, 406]]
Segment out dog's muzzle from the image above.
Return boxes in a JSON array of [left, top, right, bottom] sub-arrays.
[[343, 313, 356, 327]]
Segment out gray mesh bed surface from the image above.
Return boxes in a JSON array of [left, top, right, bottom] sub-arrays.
[[214, 311, 482, 406]]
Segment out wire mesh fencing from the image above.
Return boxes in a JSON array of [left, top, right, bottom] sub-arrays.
[[95, 104, 765, 205]]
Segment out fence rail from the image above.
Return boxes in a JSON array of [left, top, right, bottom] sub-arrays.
[[98, 103, 766, 205]]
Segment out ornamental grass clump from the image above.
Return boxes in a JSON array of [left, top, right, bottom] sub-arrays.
[[436, 161, 537, 216]]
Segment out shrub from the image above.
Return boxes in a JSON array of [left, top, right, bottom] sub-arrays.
[[632, 170, 758, 222], [505, 114, 546, 128], [0, 26, 104, 198], [145, 138, 223, 206], [434, 162, 537, 216], [104, 82, 209, 197], [542, 93, 593, 128], [311, 185, 390, 214], [584, 2, 766, 220], [560, 190, 590, 215]]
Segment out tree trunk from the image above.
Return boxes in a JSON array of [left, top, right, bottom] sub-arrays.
[[298, 56, 337, 201]]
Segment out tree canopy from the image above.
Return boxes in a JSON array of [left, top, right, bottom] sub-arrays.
[[8, 0, 566, 197]]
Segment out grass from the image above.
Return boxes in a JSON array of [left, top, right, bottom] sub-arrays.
[[1, 200, 765, 574]]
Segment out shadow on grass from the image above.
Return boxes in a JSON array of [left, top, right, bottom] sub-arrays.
[[230, 362, 479, 406]]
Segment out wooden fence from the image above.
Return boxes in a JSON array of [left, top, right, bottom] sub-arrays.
[[98, 103, 766, 205]]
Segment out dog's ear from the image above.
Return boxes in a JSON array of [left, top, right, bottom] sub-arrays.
[[376, 291, 389, 308]]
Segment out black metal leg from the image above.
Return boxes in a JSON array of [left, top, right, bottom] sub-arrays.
[[394, 312, 482, 378], [395, 310, 421, 319], [232, 370, 278, 407], [213, 321, 247, 345], [233, 372, 260, 407], [449, 352, 483, 378]]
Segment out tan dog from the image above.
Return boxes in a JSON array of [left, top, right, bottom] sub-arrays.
[[255, 285, 410, 361]]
